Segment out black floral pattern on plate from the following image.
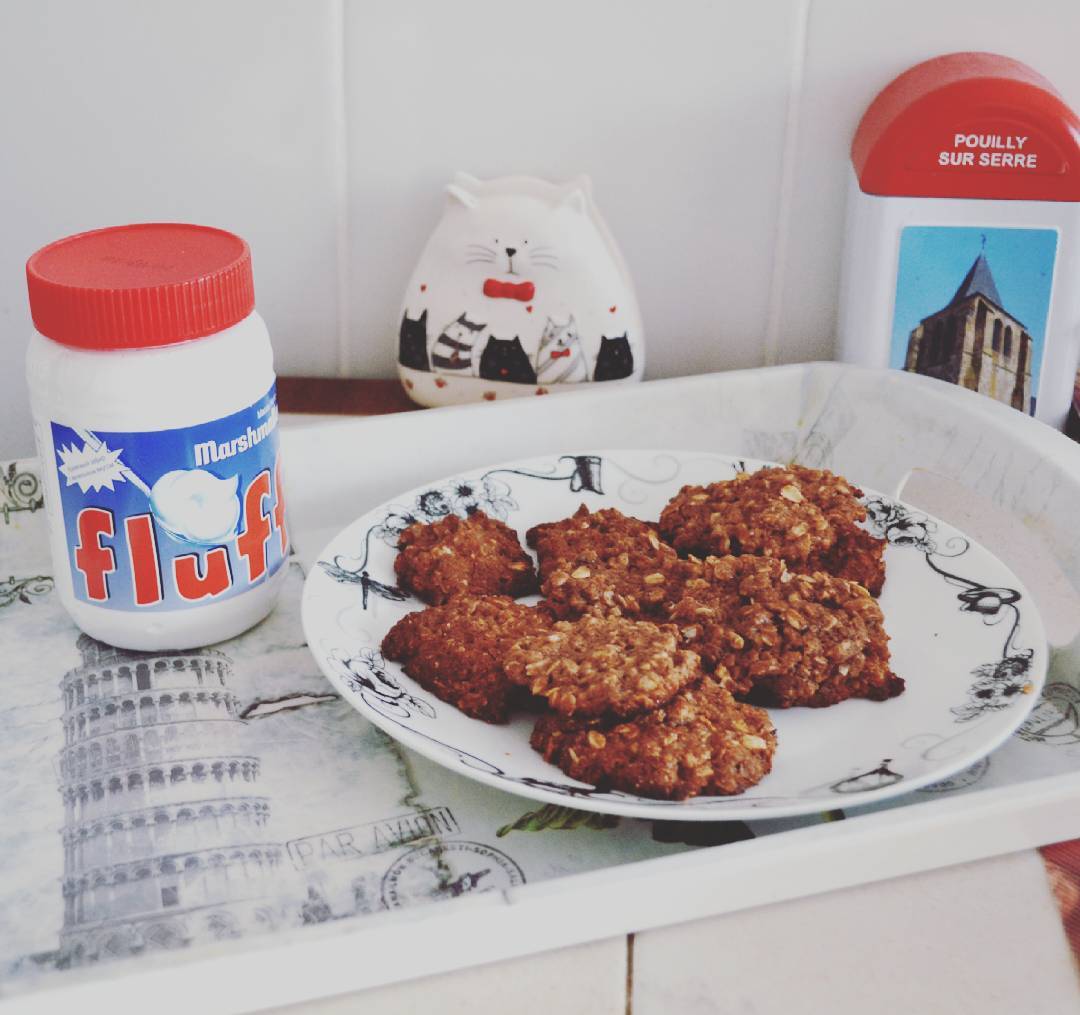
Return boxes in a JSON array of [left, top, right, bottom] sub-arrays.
[[319, 456, 604, 608], [863, 497, 1033, 724]]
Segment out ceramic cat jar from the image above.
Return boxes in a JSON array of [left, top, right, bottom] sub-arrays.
[[397, 173, 644, 406]]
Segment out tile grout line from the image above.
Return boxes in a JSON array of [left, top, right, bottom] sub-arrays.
[[762, 0, 812, 368], [625, 932, 634, 1015], [331, 0, 351, 378]]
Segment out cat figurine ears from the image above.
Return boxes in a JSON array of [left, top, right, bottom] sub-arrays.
[[446, 172, 592, 215]]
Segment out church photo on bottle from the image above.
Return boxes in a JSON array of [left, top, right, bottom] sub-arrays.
[[890, 225, 1059, 416]]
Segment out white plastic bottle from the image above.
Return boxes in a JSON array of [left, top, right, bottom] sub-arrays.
[[25, 223, 289, 651], [837, 52, 1080, 431]]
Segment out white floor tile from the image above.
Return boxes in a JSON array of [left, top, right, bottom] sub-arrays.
[[265, 935, 627, 1015], [633, 849, 1078, 1015]]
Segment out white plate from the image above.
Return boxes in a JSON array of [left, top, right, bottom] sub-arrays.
[[301, 450, 1048, 820]]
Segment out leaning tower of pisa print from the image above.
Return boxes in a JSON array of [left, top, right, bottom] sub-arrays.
[[57, 635, 288, 966]]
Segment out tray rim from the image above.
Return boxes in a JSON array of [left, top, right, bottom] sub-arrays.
[[8, 770, 1080, 1014], [7, 363, 1080, 1011]]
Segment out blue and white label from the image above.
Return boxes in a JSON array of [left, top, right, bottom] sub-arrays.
[[51, 385, 288, 611]]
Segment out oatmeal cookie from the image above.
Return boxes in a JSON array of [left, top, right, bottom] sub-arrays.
[[505, 615, 700, 719], [541, 551, 697, 620], [527, 505, 673, 577], [664, 557, 755, 693], [816, 524, 886, 597], [531, 675, 776, 800], [381, 595, 552, 723], [669, 555, 902, 708], [394, 511, 536, 605], [658, 466, 886, 594], [528, 506, 686, 618]]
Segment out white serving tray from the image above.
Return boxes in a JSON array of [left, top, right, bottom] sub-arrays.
[[4, 363, 1080, 1014]]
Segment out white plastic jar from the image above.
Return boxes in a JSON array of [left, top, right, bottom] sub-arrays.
[[25, 223, 289, 651]]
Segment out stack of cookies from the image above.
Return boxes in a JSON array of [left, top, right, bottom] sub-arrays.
[[382, 465, 902, 801]]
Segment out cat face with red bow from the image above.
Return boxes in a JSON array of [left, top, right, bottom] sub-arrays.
[[446, 180, 561, 306], [536, 315, 587, 385], [397, 173, 643, 406]]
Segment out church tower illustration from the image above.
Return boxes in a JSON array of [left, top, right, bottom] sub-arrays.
[[57, 635, 288, 966], [904, 249, 1034, 414]]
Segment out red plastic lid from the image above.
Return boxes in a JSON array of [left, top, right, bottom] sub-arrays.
[[852, 52, 1080, 201], [26, 223, 255, 350]]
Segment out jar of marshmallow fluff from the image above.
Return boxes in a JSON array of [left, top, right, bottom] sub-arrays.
[[25, 223, 289, 651]]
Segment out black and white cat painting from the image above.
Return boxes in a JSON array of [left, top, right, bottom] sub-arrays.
[[431, 313, 486, 374], [592, 333, 634, 381], [479, 336, 537, 385], [535, 316, 588, 384], [398, 310, 429, 372]]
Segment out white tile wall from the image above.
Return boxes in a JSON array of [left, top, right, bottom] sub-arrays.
[[772, 0, 1080, 365], [0, 0, 344, 456], [342, 0, 803, 381], [3, 0, 1080, 457]]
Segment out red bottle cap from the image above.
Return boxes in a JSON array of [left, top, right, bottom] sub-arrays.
[[26, 223, 255, 350], [852, 52, 1080, 201]]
